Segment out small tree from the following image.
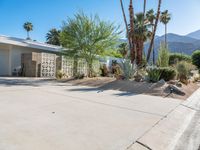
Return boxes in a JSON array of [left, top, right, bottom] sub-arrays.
[[60, 12, 120, 77], [192, 50, 200, 71], [157, 43, 169, 67]]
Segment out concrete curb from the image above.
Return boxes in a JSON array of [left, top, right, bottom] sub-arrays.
[[128, 88, 200, 150]]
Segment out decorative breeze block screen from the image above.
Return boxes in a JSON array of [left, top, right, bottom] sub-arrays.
[[41, 53, 56, 77], [62, 57, 74, 77], [77, 59, 88, 75], [61, 57, 100, 77]]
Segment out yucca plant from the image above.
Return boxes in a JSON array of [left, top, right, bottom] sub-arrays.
[[121, 59, 136, 80]]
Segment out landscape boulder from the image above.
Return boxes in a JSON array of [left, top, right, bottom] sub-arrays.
[[165, 85, 185, 96]]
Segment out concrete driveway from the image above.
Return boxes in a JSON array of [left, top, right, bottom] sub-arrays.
[[0, 77, 182, 150]]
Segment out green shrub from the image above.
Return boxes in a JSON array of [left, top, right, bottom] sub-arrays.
[[159, 67, 177, 81], [147, 68, 162, 83], [192, 50, 200, 70], [169, 53, 191, 65], [75, 73, 85, 79], [157, 44, 169, 67], [147, 67, 176, 82], [176, 61, 191, 84]]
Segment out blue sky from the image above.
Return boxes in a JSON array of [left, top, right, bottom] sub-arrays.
[[0, 0, 200, 42]]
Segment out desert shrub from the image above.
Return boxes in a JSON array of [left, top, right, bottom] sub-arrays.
[[169, 53, 191, 65], [56, 70, 66, 79], [147, 67, 176, 82], [157, 44, 169, 67], [147, 68, 162, 83], [176, 61, 192, 84], [192, 50, 200, 71], [111, 61, 123, 79], [112, 64, 123, 77], [100, 64, 109, 77], [75, 73, 85, 79], [159, 67, 177, 81]]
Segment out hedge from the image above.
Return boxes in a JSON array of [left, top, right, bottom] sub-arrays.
[[169, 53, 191, 65]]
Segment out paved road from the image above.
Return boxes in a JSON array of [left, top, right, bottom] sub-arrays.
[[0, 77, 182, 150]]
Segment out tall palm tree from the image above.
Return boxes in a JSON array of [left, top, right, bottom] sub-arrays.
[[160, 10, 171, 48], [46, 28, 61, 46], [146, 9, 156, 64], [146, 9, 156, 28], [146, 0, 162, 62], [134, 13, 150, 65], [23, 22, 33, 40], [129, 0, 136, 64]]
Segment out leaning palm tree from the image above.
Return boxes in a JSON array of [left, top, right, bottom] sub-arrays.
[[23, 22, 33, 40], [46, 28, 61, 46], [146, 9, 156, 64], [146, 0, 162, 62], [160, 10, 171, 47]]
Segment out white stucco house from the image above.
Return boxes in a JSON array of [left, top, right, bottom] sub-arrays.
[[0, 35, 62, 76]]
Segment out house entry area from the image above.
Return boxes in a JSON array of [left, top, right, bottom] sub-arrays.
[[21, 52, 57, 78]]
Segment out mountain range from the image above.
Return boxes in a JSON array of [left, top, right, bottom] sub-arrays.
[[143, 30, 200, 57]]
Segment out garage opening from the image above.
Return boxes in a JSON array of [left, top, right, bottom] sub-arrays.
[[0, 49, 9, 76]]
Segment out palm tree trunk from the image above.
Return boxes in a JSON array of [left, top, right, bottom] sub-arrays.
[[120, 0, 129, 37], [143, 0, 147, 18], [165, 24, 167, 48], [153, 44, 155, 65], [152, 26, 155, 65], [27, 31, 29, 39], [129, 0, 136, 64], [138, 41, 144, 66], [142, 0, 146, 28], [146, 0, 162, 62]]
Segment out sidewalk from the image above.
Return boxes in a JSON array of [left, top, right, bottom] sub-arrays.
[[129, 88, 200, 150]]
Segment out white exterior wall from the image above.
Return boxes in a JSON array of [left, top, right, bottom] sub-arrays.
[[0, 46, 9, 76]]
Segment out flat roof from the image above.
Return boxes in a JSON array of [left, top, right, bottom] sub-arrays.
[[0, 35, 62, 52]]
